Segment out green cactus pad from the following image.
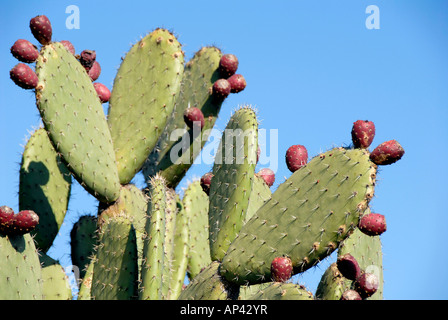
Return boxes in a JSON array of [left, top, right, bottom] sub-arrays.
[[19, 127, 72, 253], [168, 197, 189, 300], [0, 234, 43, 299], [315, 262, 350, 300], [77, 259, 94, 300], [161, 188, 178, 299], [178, 261, 239, 300], [338, 214, 384, 300], [139, 175, 167, 300], [108, 29, 184, 184], [247, 282, 314, 300], [39, 254, 73, 300], [183, 180, 211, 279], [70, 215, 98, 281], [245, 175, 272, 223], [208, 106, 258, 261], [35, 42, 120, 203], [143, 46, 223, 187], [221, 147, 377, 285], [91, 214, 138, 300]]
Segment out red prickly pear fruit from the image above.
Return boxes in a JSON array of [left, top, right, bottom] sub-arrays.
[[93, 83, 111, 103], [60, 40, 75, 55], [88, 61, 101, 81], [358, 213, 386, 236], [10, 39, 39, 63], [79, 50, 96, 71], [11, 210, 39, 235], [285, 144, 308, 173], [270, 256, 293, 282], [336, 253, 361, 280], [0, 206, 15, 233], [219, 54, 239, 77], [351, 120, 375, 149], [354, 272, 379, 299], [341, 289, 362, 300], [227, 74, 246, 93], [200, 172, 214, 195], [256, 168, 275, 187], [212, 79, 231, 100], [29, 15, 52, 45], [10, 63, 38, 89], [183, 107, 205, 130], [369, 140, 404, 165]]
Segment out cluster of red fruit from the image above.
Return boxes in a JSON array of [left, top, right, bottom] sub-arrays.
[[9, 15, 110, 103], [0, 206, 39, 237], [182, 54, 247, 131]]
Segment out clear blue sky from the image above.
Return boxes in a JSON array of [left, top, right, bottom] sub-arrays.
[[1, 0, 447, 300]]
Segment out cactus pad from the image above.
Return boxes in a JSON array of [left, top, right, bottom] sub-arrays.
[[221, 147, 376, 285], [35, 42, 120, 203]]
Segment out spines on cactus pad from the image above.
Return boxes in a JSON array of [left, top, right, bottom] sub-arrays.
[[19, 127, 72, 253], [178, 261, 239, 300], [315, 262, 351, 300], [39, 253, 73, 300], [35, 42, 120, 203], [220, 147, 377, 285], [183, 180, 211, 280], [139, 174, 167, 300], [107, 28, 184, 184], [208, 105, 258, 261], [247, 282, 314, 300], [168, 196, 189, 300], [0, 234, 44, 299], [245, 175, 272, 223], [91, 214, 138, 300], [142, 46, 223, 188]]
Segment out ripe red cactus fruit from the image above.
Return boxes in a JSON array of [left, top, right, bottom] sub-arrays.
[[88, 61, 101, 81], [29, 15, 52, 45], [336, 253, 361, 280], [11, 210, 39, 235], [200, 172, 214, 195], [219, 53, 239, 78], [10, 63, 39, 89], [0, 206, 15, 233], [183, 107, 205, 130], [285, 144, 308, 173], [10, 39, 39, 63], [93, 83, 111, 103], [60, 40, 76, 55], [256, 168, 275, 187], [354, 272, 379, 299], [351, 120, 375, 149], [212, 79, 231, 100], [271, 256, 293, 282], [79, 50, 97, 71], [227, 74, 246, 93], [0, 207, 39, 236], [358, 213, 387, 236], [340, 289, 362, 300], [370, 140, 405, 165]]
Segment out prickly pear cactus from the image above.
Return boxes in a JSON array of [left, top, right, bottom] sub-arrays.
[[4, 13, 404, 301]]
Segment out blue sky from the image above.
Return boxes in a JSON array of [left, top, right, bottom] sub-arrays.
[[1, 0, 447, 299]]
